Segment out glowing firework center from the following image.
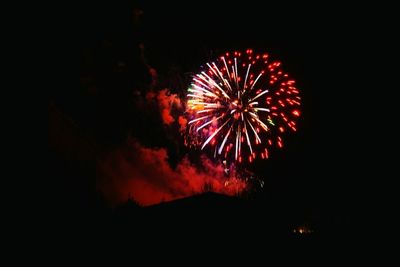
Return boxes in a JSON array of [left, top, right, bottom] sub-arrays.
[[186, 49, 301, 164]]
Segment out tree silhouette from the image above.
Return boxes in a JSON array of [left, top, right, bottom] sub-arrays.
[[202, 182, 213, 193]]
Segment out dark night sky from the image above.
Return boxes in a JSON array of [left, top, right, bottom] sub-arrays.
[[49, 1, 387, 237]]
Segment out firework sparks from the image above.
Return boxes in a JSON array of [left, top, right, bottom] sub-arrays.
[[186, 49, 301, 164]]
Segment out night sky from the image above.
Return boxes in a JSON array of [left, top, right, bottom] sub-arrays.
[[48, 1, 382, 241]]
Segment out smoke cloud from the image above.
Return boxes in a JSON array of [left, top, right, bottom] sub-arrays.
[[97, 140, 246, 206], [146, 89, 182, 125]]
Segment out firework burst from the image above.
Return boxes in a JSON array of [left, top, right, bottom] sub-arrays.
[[186, 49, 301, 164]]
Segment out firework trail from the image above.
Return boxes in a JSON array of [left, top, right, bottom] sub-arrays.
[[186, 49, 301, 164]]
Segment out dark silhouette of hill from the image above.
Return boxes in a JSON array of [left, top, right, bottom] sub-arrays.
[[103, 192, 338, 244]]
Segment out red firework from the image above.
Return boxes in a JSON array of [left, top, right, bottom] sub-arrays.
[[186, 49, 301, 163]]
